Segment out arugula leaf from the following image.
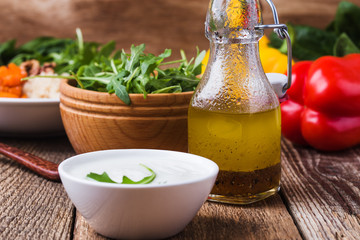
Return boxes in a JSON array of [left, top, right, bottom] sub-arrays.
[[140, 55, 162, 76], [83, 65, 102, 77], [86, 164, 156, 184], [137, 74, 150, 87], [113, 50, 121, 60], [152, 85, 182, 93], [87, 172, 117, 183], [125, 44, 145, 71], [111, 71, 131, 104], [193, 49, 206, 75], [76, 28, 84, 54], [159, 49, 172, 59], [114, 82, 130, 104], [121, 164, 156, 184], [147, 78, 172, 90]]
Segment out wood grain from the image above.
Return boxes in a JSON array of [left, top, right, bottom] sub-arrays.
[[1, 135, 359, 239], [280, 139, 360, 240], [0, 0, 210, 60], [0, 137, 75, 239], [60, 79, 192, 154], [73, 194, 301, 240], [1, 0, 360, 60]]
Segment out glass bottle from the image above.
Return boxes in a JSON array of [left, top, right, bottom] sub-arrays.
[[188, 0, 289, 204]]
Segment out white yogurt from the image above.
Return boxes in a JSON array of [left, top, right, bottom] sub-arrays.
[[58, 149, 219, 240], [61, 149, 218, 186]]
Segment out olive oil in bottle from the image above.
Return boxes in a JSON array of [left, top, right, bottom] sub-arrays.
[[188, 106, 281, 202], [188, 0, 285, 204]]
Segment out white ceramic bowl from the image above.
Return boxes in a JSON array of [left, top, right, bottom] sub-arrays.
[[58, 149, 219, 239], [0, 98, 63, 136]]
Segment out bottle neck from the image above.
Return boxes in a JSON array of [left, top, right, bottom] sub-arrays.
[[193, 39, 279, 113], [206, 40, 264, 81], [205, 0, 263, 43]]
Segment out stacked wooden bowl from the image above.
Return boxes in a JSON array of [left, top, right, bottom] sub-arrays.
[[60, 79, 193, 154]]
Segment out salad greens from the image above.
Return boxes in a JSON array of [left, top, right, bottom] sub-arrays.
[[3, 29, 116, 74], [269, 1, 360, 60], [87, 164, 156, 184], [0, 30, 108, 73], [19, 28, 205, 105], [69, 43, 205, 105]]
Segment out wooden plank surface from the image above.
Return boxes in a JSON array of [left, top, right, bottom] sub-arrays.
[[280, 139, 360, 240], [0, 136, 75, 240], [1, 136, 360, 239], [0, 0, 210, 60], [73, 194, 301, 240], [70, 140, 303, 239], [69, 138, 360, 240], [1, 0, 360, 60]]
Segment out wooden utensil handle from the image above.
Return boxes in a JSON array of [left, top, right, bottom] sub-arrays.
[[0, 142, 60, 182]]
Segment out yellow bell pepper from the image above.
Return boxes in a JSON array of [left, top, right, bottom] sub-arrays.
[[259, 35, 293, 73], [201, 50, 210, 74], [201, 35, 292, 75]]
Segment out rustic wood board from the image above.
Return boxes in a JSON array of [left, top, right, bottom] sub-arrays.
[[1, 136, 359, 239], [280, 139, 360, 240], [1, 0, 360, 60], [73, 194, 301, 240], [72, 143, 303, 240], [0, 137, 75, 239], [0, 0, 210, 60]]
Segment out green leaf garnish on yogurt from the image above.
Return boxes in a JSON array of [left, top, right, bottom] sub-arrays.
[[87, 164, 156, 184], [87, 172, 117, 183]]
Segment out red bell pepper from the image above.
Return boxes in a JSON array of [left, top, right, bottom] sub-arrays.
[[281, 54, 360, 151]]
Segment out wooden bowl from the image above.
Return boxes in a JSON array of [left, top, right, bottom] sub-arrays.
[[59, 79, 193, 154]]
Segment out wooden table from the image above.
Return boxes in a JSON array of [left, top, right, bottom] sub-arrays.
[[0, 136, 359, 239]]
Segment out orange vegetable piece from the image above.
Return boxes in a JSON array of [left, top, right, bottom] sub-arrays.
[[0, 85, 22, 97], [0, 63, 28, 98], [0, 92, 19, 98], [10, 86, 22, 97], [0, 63, 27, 87]]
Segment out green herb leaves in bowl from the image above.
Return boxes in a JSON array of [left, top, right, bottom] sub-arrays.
[[69, 43, 205, 105], [87, 164, 156, 184], [19, 29, 206, 105]]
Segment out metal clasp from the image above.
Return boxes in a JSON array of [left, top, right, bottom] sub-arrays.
[[255, 0, 292, 92]]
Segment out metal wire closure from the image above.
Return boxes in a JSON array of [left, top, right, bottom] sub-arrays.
[[255, 0, 292, 92]]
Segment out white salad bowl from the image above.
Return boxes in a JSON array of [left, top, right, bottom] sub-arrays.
[[58, 149, 219, 239], [0, 98, 63, 136]]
